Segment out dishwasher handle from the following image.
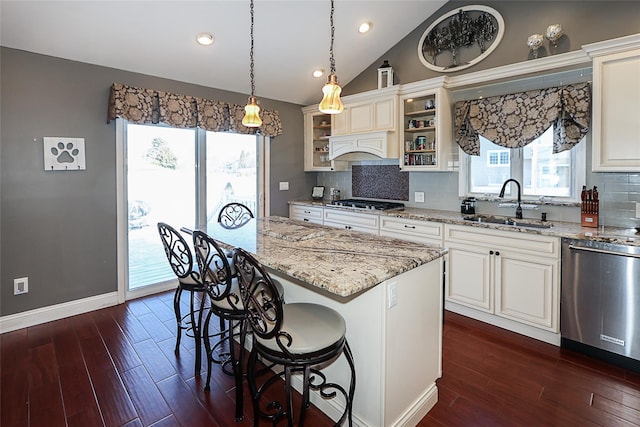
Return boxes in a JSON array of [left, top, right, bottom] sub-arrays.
[[568, 244, 640, 259]]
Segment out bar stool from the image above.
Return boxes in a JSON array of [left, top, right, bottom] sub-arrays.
[[233, 248, 356, 427], [157, 222, 206, 375], [218, 202, 254, 229]]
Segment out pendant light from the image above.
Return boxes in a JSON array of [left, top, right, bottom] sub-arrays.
[[242, 0, 262, 127], [319, 0, 344, 114]]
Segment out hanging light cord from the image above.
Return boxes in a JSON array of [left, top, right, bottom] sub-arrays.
[[329, 0, 336, 74], [249, 0, 256, 97]]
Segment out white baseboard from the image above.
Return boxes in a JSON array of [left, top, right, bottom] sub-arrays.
[[390, 383, 438, 427], [0, 292, 119, 334]]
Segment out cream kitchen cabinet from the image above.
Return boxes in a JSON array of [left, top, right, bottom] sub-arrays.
[[331, 87, 398, 136], [302, 106, 348, 172], [444, 224, 560, 334], [586, 36, 640, 172], [399, 85, 454, 171], [379, 216, 443, 246], [323, 208, 379, 234], [289, 204, 324, 225]]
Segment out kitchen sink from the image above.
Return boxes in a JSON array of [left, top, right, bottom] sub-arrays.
[[463, 215, 552, 229]]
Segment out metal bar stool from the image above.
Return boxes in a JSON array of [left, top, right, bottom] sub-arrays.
[[157, 222, 207, 375], [233, 248, 356, 427]]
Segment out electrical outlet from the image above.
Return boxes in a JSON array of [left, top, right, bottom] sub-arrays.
[[14, 277, 29, 295], [415, 191, 425, 203], [387, 282, 397, 308], [636, 202, 640, 218], [279, 181, 289, 191]]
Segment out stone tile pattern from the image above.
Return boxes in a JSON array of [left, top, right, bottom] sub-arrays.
[[197, 217, 446, 298], [352, 165, 409, 200]]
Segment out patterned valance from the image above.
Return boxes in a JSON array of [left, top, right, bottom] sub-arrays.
[[454, 81, 590, 155], [107, 83, 283, 137]]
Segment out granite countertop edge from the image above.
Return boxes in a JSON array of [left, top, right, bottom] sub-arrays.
[[288, 200, 640, 246]]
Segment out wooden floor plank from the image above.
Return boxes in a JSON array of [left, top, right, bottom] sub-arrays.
[[3, 291, 640, 427]]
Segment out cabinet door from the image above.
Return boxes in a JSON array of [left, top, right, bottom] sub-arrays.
[[350, 103, 374, 133], [332, 108, 349, 136], [289, 205, 324, 225], [494, 252, 558, 331], [445, 243, 493, 312], [592, 49, 640, 171], [374, 97, 395, 130]]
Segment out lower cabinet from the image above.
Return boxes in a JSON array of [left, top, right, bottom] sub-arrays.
[[379, 216, 443, 246], [444, 224, 560, 333], [289, 204, 324, 225], [323, 208, 379, 234]]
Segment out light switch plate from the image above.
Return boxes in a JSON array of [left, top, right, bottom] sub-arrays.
[[279, 181, 289, 191], [415, 192, 425, 203], [636, 202, 640, 218]]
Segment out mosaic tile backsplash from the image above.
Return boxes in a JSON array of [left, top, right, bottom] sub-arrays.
[[352, 165, 409, 201]]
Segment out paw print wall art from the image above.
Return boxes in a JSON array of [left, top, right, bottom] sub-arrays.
[[43, 137, 86, 171]]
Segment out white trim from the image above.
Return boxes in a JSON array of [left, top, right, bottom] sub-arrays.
[[0, 292, 119, 334], [582, 33, 640, 58], [116, 118, 127, 304]]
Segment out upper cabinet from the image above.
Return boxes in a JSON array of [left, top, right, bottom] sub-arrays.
[[399, 86, 454, 171], [586, 35, 640, 172], [302, 107, 348, 172], [332, 87, 398, 136]]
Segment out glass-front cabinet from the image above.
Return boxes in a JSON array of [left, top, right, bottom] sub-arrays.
[[399, 87, 454, 171], [302, 106, 347, 171]]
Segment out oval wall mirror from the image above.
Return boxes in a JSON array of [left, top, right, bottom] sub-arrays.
[[418, 5, 504, 73]]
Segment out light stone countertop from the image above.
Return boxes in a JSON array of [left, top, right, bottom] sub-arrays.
[[194, 216, 447, 298], [289, 200, 640, 247]]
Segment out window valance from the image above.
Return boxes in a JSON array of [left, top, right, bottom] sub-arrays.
[[454, 81, 590, 155], [107, 83, 283, 137]]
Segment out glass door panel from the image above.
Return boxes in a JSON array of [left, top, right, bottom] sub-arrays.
[[127, 124, 196, 290]]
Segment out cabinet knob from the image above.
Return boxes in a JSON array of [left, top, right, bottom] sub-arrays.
[[489, 250, 494, 255], [495, 251, 500, 256], [304, 210, 311, 213], [404, 225, 416, 229], [303, 219, 309, 222]]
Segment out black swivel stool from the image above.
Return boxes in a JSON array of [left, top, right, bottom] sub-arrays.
[[157, 222, 207, 375], [233, 248, 356, 427]]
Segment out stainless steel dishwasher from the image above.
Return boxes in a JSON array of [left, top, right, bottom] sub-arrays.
[[561, 237, 640, 370]]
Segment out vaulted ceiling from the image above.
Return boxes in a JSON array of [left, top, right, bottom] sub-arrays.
[[0, 0, 448, 105]]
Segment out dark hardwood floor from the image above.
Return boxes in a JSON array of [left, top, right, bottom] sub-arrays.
[[2, 290, 640, 426]]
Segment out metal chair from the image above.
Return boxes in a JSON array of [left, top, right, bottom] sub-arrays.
[[192, 230, 248, 422], [217, 202, 254, 229], [233, 248, 356, 427], [157, 222, 207, 375]]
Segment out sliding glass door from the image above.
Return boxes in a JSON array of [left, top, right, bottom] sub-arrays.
[[121, 122, 262, 296]]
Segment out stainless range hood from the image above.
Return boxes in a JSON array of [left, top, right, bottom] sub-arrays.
[[329, 131, 399, 161]]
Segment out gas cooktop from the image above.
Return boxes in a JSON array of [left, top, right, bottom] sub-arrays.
[[330, 199, 405, 211]]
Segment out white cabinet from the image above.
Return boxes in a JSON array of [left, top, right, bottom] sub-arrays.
[[444, 224, 560, 332], [302, 107, 348, 172], [323, 208, 379, 234], [379, 216, 443, 246], [329, 131, 396, 160], [331, 88, 398, 136], [289, 204, 324, 225], [399, 86, 454, 171], [590, 47, 640, 172]]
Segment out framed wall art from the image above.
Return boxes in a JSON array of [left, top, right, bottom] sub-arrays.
[[418, 5, 504, 73]]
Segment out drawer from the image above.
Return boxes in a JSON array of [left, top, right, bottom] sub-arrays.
[[379, 216, 443, 243], [289, 205, 324, 225], [323, 208, 379, 231]]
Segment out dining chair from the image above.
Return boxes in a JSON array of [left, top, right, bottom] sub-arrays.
[[157, 222, 207, 375], [218, 202, 254, 229], [233, 247, 356, 427]]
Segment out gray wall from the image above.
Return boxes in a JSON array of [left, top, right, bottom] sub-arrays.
[[0, 47, 313, 316], [317, 1, 640, 226]]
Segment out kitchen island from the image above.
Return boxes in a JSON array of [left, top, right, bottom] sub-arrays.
[[192, 216, 446, 427]]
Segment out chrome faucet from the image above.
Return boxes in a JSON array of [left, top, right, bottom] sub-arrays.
[[499, 178, 523, 219]]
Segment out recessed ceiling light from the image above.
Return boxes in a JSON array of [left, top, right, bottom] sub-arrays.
[[312, 69, 325, 78], [358, 21, 373, 34], [196, 32, 215, 46]]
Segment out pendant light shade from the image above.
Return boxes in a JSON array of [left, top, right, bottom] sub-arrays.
[[319, 74, 343, 114], [243, 0, 262, 128], [319, 0, 343, 114]]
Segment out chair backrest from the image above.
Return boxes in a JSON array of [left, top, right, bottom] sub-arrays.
[[217, 202, 254, 229], [192, 230, 238, 304], [233, 248, 283, 340], [157, 222, 195, 279]]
